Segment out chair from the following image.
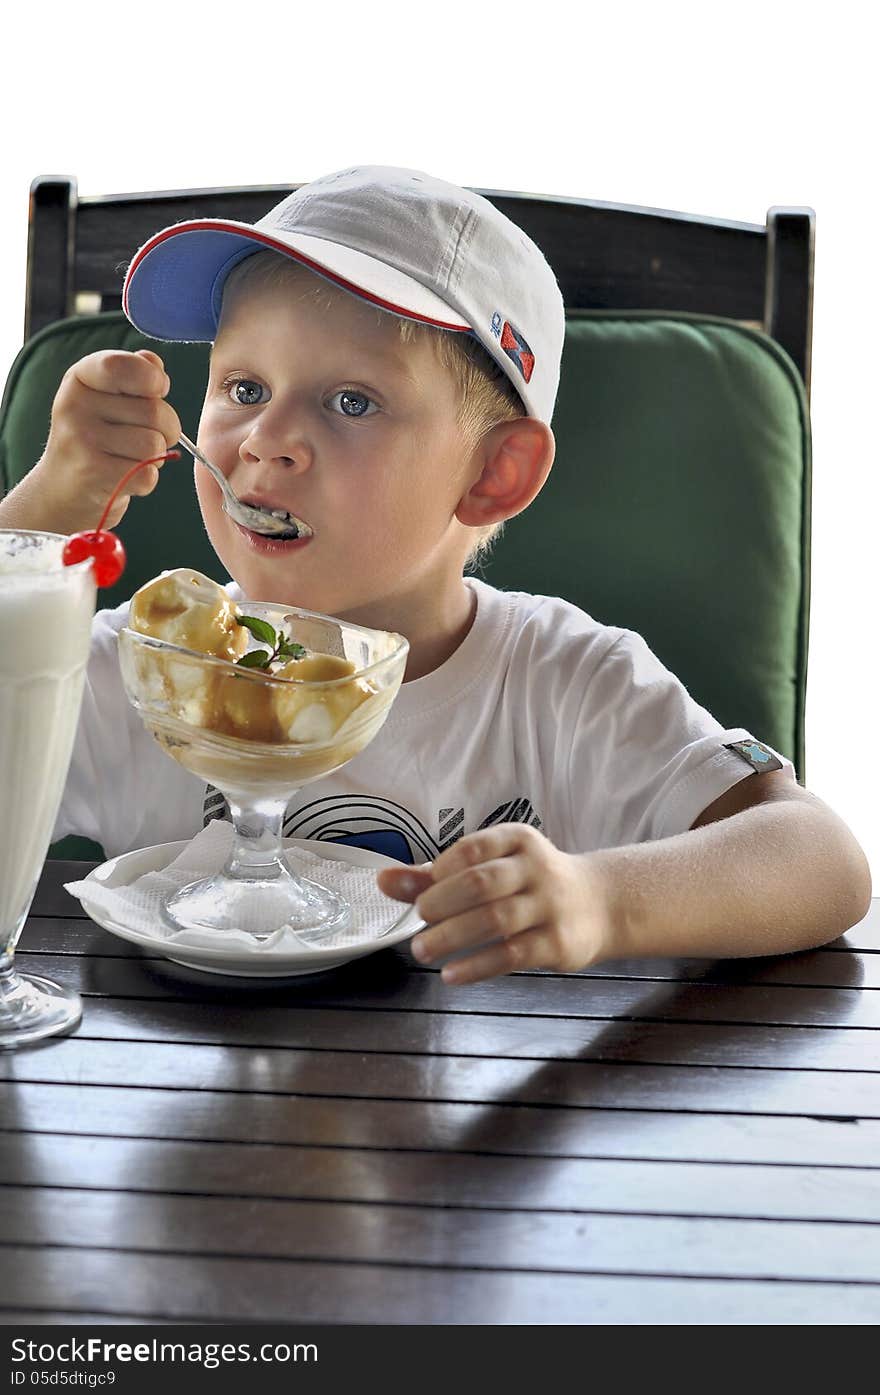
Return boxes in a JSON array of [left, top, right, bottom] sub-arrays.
[[1, 177, 814, 857]]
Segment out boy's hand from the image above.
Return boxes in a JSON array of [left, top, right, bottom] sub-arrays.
[[377, 824, 614, 985], [36, 349, 181, 531]]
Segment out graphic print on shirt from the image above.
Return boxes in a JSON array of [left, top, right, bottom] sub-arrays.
[[202, 788, 542, 864]]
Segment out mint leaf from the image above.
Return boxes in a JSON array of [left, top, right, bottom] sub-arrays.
[[237, 615, 277, 646], [278, 640, 307, 660], [236, 649, 272, 670]]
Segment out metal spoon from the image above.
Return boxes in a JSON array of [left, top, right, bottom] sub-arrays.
[[177, 433, 308, 538]]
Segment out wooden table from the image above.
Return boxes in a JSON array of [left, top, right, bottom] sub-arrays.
[[1, 861, 879, 1325]]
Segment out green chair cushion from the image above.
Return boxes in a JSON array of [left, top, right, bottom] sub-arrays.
[[1, 309, 809, 861], [487, 311, 810, 774]]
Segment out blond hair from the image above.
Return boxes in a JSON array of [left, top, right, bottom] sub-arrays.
[[221, 252, 525, 567]]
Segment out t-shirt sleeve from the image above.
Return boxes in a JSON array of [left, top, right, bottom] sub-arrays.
[[565, 628, 796, 851]]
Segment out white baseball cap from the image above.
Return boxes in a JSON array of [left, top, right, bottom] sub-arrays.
[[122, 165, 566, 424]]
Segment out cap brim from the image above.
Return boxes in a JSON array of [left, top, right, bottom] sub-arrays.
[[123, 220, 472, 341]]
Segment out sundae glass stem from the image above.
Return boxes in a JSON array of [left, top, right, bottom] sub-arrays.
[[163, 792, 351, 941], [224, 796, 288, 882]]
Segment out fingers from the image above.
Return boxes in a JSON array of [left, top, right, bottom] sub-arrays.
[[416, 825, 541, 923], [431, 825, 536, 880], [377, 864, 434, 903], [411, 888, 538, 962], [55, 356, 181, 455], [39, 350, 183, 530], [64, 358, 180, 441], [76, 381, 179, 434], [116, 462, 160, 499], [405, 826, 545, 965], [438, 925, 558, 984], [416, 850, 527, 927], [135, 348, 168, 374], [71, 349, 170, 399], [75, 420, 170, 468]]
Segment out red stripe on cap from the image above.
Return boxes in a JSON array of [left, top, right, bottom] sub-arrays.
[[123, 221, 472, 332]]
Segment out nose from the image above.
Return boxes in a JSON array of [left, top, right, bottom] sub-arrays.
[[238, 410, 314, 475]]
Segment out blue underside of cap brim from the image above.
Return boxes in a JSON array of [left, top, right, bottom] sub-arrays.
[[126, 230, 264, 341]]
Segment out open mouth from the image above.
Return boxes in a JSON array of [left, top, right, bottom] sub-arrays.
[[244, 503, 314, 541]]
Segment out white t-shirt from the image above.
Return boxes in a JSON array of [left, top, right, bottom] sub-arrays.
[[54, 577, 793, 863]]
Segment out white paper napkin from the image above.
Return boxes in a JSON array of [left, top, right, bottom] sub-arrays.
[[64, 820, 414, 953]]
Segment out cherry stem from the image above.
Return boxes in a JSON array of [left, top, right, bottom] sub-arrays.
[[96, 450, 180, 533]]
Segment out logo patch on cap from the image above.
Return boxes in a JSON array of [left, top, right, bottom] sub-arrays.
[[724, 739, 783, 773], [499, 321, 535, 383]]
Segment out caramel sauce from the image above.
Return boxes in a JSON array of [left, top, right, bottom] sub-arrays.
[[149, 691, 392, 793]]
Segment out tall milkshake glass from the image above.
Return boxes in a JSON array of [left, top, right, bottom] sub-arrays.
[[0, 531, 96, 1047]]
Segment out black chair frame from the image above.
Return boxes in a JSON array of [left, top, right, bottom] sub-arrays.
[[24, 177, 814, 396]]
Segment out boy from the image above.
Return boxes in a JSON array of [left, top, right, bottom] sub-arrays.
[[0, 165, 870, 985]]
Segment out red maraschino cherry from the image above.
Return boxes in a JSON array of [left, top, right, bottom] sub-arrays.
[[62, 450, 180, 586]]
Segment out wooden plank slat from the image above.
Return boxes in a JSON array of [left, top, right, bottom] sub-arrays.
[[3, 1082, 876, 1165], [31, 863, 93, 917], [1, 1134, 878, 1223], [7, 993, 878, 1073], [16, 952, 880, 1027], [19, 921, 880, 989], [3, 1039, 879, 1117], [3, 1185, 880, 1281], [0, 1311, 143, 1325], [2, 1247, 879, 1324]]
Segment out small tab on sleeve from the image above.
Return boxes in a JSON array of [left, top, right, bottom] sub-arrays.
[[723, 739, 784, 774]]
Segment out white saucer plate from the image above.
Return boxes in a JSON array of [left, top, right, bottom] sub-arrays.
[[75, 838, 426, 977]]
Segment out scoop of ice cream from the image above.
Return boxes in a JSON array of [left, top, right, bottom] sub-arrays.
[[272, 654, 376, 742], [215, 670, 277, 743], [129, 569, 248, 662]]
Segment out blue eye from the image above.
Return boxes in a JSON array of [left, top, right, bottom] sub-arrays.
[[224, 378, 266, 406], [329, 390, 377, 418]]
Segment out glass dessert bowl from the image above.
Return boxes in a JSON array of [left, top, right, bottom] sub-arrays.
[[118, 576, 408, 944]]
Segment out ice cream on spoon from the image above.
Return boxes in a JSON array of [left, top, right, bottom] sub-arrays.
[[177, 434, 312, 540]]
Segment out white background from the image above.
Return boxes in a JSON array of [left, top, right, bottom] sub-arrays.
[[2, 1, 876, 881]]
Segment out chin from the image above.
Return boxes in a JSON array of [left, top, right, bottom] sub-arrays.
[[237, 557, 342, 616]]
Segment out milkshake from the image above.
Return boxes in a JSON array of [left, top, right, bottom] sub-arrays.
[[0, 531, 96, 1046]]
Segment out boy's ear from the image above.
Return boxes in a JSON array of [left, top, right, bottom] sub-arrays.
[[455, 418, 555, 527]]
